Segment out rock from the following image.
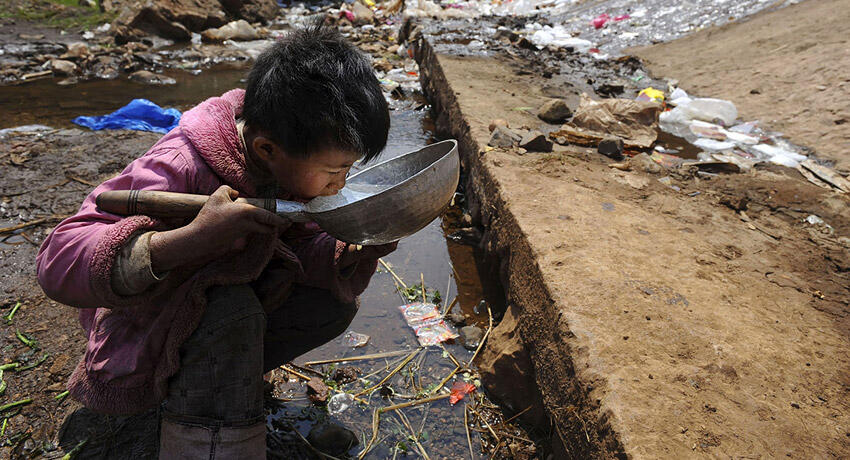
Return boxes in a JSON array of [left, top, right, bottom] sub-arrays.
[[201, 19, 258, 42], [223, 0, 279, 24], [447, 303, 466, 327], [515, 37, 536, 50], [519, 130, 553, 152], [125, 7, 192, 41], [129, 70, 176, 85], [49, 354, 71, 375], [61, 42, 90, 60], [488, 126, 520, 148], [306, 377, 330, 405], [537, 98, 572, 124], [597, 137, 624, 160], [488, 118, 508, 133], [50, 59, 78, 76], [307, 423, 358, 456], [351, 1, 374, 24], [460, 325, 484, 351], [332, 366, 360, 385], [630, 152, 663, 174], [478, 304, 547, 427]]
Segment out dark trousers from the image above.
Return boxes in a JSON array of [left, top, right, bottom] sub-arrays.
[[162, 284, 357, 425]]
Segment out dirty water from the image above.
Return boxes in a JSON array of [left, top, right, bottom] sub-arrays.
[[0, 63, 250, 129], [266, 106, 519, 459]]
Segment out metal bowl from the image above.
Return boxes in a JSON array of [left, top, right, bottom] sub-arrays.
[[302, 139, 459, 245]]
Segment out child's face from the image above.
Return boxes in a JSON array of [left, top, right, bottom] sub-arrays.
[[268, 147, 360, 200]]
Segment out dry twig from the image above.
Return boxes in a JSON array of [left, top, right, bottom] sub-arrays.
[[303, 349, 412, 366]]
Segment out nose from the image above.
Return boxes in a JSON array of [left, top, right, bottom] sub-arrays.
[[330, 175, 346, 193]]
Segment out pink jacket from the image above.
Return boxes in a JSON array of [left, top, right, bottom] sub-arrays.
[[36, 89, 378, 415]]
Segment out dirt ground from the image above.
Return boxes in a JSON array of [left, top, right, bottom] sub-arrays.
[[631, 0, 850, 173], [0, 129, 162, 457], [413, 24, 850, 459]]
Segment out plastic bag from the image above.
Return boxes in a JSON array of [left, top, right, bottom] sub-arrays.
[[72, 99, 181, 134], [399, 302, 458, 347]]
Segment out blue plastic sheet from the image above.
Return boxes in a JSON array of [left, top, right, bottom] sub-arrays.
[[72, 99, 181, 134]]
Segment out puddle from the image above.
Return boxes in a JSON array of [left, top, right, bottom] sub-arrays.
[[0, 63, 250, 129], [267, 106, 517, 458]]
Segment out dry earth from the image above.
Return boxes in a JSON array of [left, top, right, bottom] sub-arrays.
[[631, 0, 850, 172], [412, 25, 850, 458]]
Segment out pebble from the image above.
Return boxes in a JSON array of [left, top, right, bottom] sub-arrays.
[[307, 422, 358, 456], [460, 325, 484, 351], [488, 118, 509, 133], [519, 130, 553, 152], [598, 137, 624, 160], [50, 59, 77, 76], [488, 126, 520, 148], [537, 98, 572, 124]]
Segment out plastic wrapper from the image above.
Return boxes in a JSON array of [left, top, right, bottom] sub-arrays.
[[72, 99, 181, 134], [342, 331, 370, 348], [399, 302, 458, 347]]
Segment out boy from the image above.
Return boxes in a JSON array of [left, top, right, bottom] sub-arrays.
[[36, 25, 395, 458]]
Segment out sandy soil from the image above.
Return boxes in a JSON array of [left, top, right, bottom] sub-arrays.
[[414, 35, 850, 458], [631, 0, 850, 173]]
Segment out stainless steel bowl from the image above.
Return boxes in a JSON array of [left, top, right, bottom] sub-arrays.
[[289, 139, 459, 245]]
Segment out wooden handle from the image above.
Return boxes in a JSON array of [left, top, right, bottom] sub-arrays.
[[96, 190, 276, 218]]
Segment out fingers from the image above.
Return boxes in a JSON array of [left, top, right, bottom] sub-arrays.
[[245, 205, 292, 229]]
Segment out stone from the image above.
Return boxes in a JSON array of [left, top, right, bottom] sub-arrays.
[[519, 130, 553, 152], [50, 59, 78, 76], [488, 126, 520, 148], [307, 423, 358, 457], [306, 377, 330, 404], [598, 137, 624, 160], [201, 19, 258, 42], [460, 325, 484, 351], [630, 152, 663, 174], [61, 42, 90, 60], [351, 1, 375, 24], [129, 70, 176, 85], [537, 98, 572, 124], [447, 303, 466, 327], [488, 118, 509, 133], [515, 37, 536, 50]]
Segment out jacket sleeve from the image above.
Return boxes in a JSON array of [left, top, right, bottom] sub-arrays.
[[36, 148, 192, 309], [284, 224, 379, 304]]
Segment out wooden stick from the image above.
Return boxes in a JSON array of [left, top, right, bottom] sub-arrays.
[[499, 405, 532, 426], [420, 273, 426, 303], [286, 362, 324, 378], [441, 296, 459, 319], [379, 258, 407, 289], [380, 393, 449, 413], [355, 348, 421, 397], [464, 405, 475, 460], [396, 409, 431, 460], [357, 408, 382, 460], [280, 365, 311, 381], [467, 303, 494, 367], [303, 349, 412, 366], [0, 214, 70, 235], [432, 365, 461, 395]]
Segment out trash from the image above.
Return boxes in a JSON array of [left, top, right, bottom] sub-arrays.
[[342, 331, 370, 348], [328, 392, 355, 414], [661, 97, 738, 126], [201, 20, 259, 42], [650, 152, 684, 169], [797, 160, 850, 193], [804, 215, 834, 234], [527, 25, 593, 52], [591, 13, 630, 29], [399, 302, 459, 347], [751, 143, 806, 167], [72, 99, 181, 134], [636, 88, 665, 103], [689, 120, 726, 140], [449, 380, 476, 405], [550, 93, 662, 148], [693, 138, 736, 151]]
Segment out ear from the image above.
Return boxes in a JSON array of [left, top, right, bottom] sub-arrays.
[[251, 135, 280, 163]]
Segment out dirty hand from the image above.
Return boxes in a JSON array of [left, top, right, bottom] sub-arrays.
[[187, 185, 292, 258], [339, 241, 399, 268]]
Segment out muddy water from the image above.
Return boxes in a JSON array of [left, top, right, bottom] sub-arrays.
[[0, 64, 250, 129], [267, 107, 512, 459]]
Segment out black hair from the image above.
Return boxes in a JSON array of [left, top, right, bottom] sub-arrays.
[[243, 24, 389, 163]]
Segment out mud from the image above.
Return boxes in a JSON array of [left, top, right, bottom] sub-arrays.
[[407, 17, 850, 458]]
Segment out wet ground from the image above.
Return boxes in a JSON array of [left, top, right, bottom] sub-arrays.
[[0, 39, 534, 457]]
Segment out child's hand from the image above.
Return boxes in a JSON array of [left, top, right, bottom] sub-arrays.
[[151, 185, 291, 273], [188, 185, 292, 257], [339, 241, 399, 268]]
